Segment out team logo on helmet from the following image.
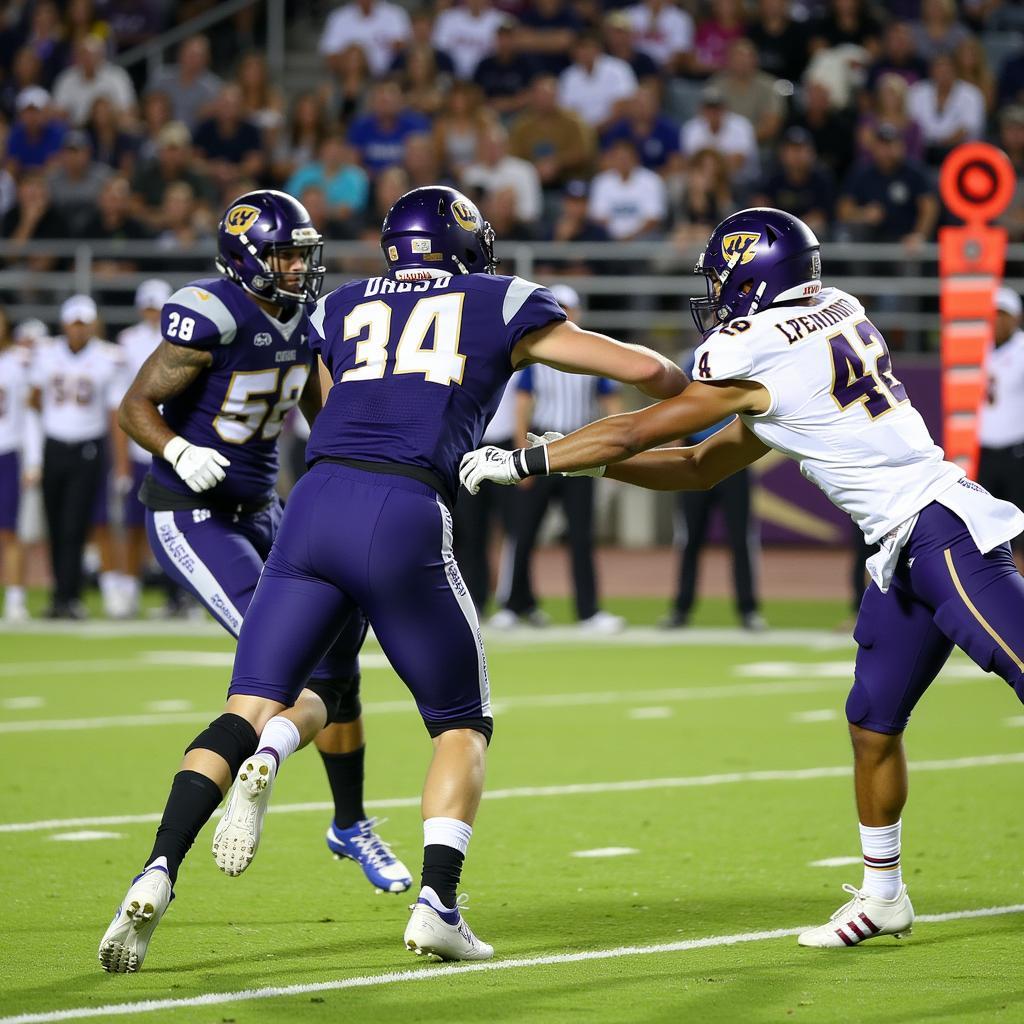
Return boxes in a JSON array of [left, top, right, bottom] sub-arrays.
[[450, 200, 478, 231], [224, 204, 262, 236], [722, 231, 761, 265]]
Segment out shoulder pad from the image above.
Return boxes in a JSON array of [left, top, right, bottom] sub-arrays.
[[162, 284, 238, 348], [693, 324, 756, 383]]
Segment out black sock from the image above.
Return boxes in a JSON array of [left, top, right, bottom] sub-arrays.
[[146, 770, 223, 884], [421, 845, 465, 908], [319, 746, 366, 829]]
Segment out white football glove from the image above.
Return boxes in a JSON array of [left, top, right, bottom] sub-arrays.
[[459, 445, 523, 495], [163, 435, 230, 493], [525, 431, 606, 479]]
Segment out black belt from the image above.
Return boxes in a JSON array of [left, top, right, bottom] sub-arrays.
[[311, 457, 455, 510], [138, 473, 275, 517]]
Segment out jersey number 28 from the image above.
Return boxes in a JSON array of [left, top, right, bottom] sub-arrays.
[[828, 320, 908, 419]]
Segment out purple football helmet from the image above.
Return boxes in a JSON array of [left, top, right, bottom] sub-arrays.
[[380, 186, 497, 277], [690, 208, 821, 336], [215, 189, 325, 305]]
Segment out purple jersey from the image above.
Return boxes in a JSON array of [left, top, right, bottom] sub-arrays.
[[143, 277, 314, 507], [306, 273, 565, 500]]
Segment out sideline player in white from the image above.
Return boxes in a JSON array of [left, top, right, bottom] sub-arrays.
[[462, 208, 1024, 947]]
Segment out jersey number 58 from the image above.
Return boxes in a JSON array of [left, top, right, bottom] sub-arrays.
[[213, 365, 310, 444]]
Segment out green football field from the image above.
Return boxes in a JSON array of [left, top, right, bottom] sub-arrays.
[[1, 597, 1022, 1023]]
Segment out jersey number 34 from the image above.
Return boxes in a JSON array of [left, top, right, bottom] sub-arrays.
[[828, 320, 908, 419]]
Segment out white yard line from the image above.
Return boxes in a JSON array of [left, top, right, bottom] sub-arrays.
[[2, 751, 1022, 835], [2, 904, 1022, 1024]]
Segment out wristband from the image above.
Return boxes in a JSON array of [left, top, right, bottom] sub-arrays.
[[163, 435, 190, 469], [512, 444, 550, 480]]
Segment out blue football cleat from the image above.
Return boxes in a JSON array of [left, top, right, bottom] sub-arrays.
[[326, 817, 412, 893]]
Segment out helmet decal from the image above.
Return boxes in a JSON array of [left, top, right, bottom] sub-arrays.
[[450, 200, 479, 231], [224, 204, 262, 236], [721, 231, 761, 265]]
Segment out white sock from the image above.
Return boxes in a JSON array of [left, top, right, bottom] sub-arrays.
[[256, 716, 301, 770], [5, 585, 25, 611], [144, 855, 169, 874], [120, 575, 141, 612], [860, 820, 902, 900], [423, 816, 473, 855], [99, 571, 121, 611]]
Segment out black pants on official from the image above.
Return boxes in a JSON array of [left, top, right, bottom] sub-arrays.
[[978, 443, 1024, 554], [453, 473, 521, 613], [505, 473, 598, 621], [672, 469, 758, 616], [42, 436, 105, 606]]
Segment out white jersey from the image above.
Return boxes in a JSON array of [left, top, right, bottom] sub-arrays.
[[117, 321, 163, 463], [0, 346, 32, 456], [979, 329, 1024, 448], [693, 287, 967, 546], [30, 337, 125, 443]]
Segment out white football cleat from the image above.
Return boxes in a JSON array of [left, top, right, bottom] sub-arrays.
[[404, 887, 493, 962], [212, 753, 276, 876], [798, 883, 914, 947], [98, 864, 174, 973], [577, 610, 625, 634]]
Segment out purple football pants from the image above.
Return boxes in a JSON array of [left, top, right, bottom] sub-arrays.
[[848, 502, 1024, 734], [228, 462, 492, 739], [146, 498, 364, 685]]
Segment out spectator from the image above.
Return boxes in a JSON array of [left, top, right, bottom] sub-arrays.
[[911, 0, 970, 63], [753, 127, 834, 235], [235, 52, 286, 137], [137, 90, 172, 163], [535, 179, 609, 277], [602, 11, 660, 86], [431, 81, 496, 175], [154, 181, 210, 253], [461, 123, 542, 223], [75, 174, 150, 244], [837, 122, 938, 249], [130, 121, 215, 228], [86, 96, 139, 177], [323, 44, 373, 123], [747, 0, 809, 84], [518, 0, 583, 77], [64, 0, 111, 51], [295, 184, 349, 241], [709, 38, 784, 145], [865, 21, 928, 91], [623, 0, 694, 74], [319, 0, 411, 78], [51, 35, 136, 127], [1, 174, 63, 272], [997, 42, 1024, 107], [45, 130, 112, 235], [998, 106, 1024, 242], [672, 147, 733, 246], [508, 76, 595, 189], [388, 11, 456, 76], [192, 84, 265, 190], [403, 132, 453, 190], [286, 134, 369, 220], [19, 1, 69, 89], [588, 137, 667, 241], [557, 31, 638, 130], [480, 186, 535, 241], [347, 80, 431, 174], [473, 18, 538, 115], [272, 91, 331, 184], [433, 0, 506, 80], [600, 83, 681, 173], [147, 36, 223, 130], [399, 46, 450, 119], [1, 48, 45, 122], [810, 0, 883, 57], [786, 78, 856, 180], [856, 73, 924, 165], [6, 88, 65, 176], [680, 85, 758, 186], [953, 35, 995, 113], [907, 53, 985, 165], [691, 0, 747, 78]]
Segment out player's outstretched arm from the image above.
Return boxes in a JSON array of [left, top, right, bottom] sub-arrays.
[[511, 320, 687, 399], [604, 418, 770, 491]]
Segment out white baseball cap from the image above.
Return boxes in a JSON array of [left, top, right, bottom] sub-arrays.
[[14, 318, 49, 344], [549, 284, 581, 310], [135, 278, 172, 311], [60, 294, 98, 325], [16, 86, 50, 112], [995, 286, 1022, 319]]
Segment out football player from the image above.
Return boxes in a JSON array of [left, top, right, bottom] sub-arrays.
[[461, 208, 1024, 948], [99, 185, 685, 970], [100, 191, 410, 974]]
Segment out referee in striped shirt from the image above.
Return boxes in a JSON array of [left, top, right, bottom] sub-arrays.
[[490, 285, 625, 633]]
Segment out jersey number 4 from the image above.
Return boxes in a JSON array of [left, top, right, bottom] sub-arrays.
[[340, 294, 467, 386], [828, 320, 908, 419], [213, 365, 310, 444]]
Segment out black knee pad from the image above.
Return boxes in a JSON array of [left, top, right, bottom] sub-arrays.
[[306, 675, 362, 724], [425, 717, 494, 745], [185, 713, 259, 775]]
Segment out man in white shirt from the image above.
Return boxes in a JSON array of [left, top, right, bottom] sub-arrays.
[[681, 85, 759, 184], [624, 0, 694, 72], [978, 286, 1024, 555], [432, 0, 506, 80], [461, 123, 542, 223], [558, 32, 638, 129], [319, 0, 412, 77], [146, 36, 222, 131], [907, 53, 985, 164], [30, 295, 126, 619], [52, 36, 137, 127], [587, 137, 667, 240]]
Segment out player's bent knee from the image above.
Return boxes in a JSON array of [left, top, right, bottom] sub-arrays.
[[184, 713, 259, 777], [306, 675, 362, 724], [425, 717, 494, 745], [845, 680, 908, 736]]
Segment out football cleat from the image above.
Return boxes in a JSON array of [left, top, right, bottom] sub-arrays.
[[403, 887, 493, 962], [212, 753, 276, 876], [798, 883, 914, 947], [98, 864, 174, 973], [326, 817, 412, 893], [577, 610, 625, 634]]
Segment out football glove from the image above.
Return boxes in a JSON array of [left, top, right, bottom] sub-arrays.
[[459, 446, 525, 495], [163, 435, 230, 493]]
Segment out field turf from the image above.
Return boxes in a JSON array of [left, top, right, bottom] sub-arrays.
[[1, 596, 1022, 1023]]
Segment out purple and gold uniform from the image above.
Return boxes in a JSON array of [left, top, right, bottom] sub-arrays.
[[228, 272, 566, 737]]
